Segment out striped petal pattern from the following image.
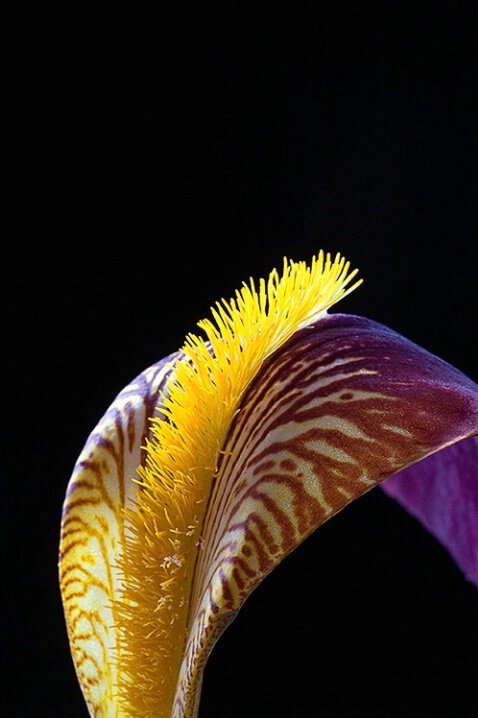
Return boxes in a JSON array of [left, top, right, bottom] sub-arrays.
[[59, 355, 179, 717], [172, 314, 478, 715], [59, 256, 478, 718]]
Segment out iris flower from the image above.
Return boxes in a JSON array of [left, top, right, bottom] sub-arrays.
[[59, 252, 478, 718]]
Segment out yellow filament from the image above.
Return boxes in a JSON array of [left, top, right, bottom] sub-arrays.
[[116, 251, 362, 717]]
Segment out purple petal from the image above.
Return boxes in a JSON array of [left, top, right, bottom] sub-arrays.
[[174, 313, 478, 712], [382, 435, 478, 586]]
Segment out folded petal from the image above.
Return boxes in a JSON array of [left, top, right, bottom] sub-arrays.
[[382, 435, 478, 585], [60, 285, 478, 718], [175, 313, 478, 714]]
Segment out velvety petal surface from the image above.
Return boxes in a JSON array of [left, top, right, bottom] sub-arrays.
[[382, 435, 478, 585], [174, 313, 478, 716], [59, 354, 179, 717], [60, 312, 478, 718]]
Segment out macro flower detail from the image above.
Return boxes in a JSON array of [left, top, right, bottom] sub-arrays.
[[59, 252, 478, 718]]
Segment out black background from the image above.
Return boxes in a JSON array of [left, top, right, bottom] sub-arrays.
[[4, 3, 478, 717]]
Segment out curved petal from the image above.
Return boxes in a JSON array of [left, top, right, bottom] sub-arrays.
[[174, 313, 478, 715], [60, 312, 478, 718], [382, 435, 478, 585], [59, 354, 179, 717]]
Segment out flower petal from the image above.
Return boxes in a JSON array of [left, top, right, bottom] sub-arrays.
[[174, 313, 478, 715], [60, 311, 478, 718], [382, 435, 478, 586], [59, 354, 179, 717]]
